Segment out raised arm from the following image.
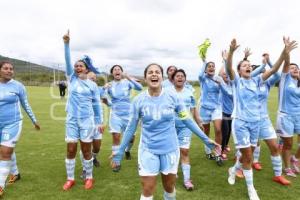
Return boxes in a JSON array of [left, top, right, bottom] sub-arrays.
[[243, 47, 252, 61], [226, 39, 240, 80], [63, 30, 73, 77], [198, 60, 207, 82], [124, 73, 143, 91], [262, 37, 297, 81]]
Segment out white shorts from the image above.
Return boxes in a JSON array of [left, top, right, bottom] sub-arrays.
[[138, 148, 180, 176]]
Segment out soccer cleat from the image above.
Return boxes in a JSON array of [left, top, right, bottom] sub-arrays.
[[125, 151, 132, 160], [63, 180, 75, 191], [236, 169, 244, 178], [93, 158, 100, 168], [228, 167, 236, 185], [216, 156, 224, 166], [248, 187, 260, 200], [225, 146, 231, 153], [284, 168, 297, 178], [221, 152, 228, 161], [206, 153, 216, 160], [290, 157, 300, 174], [7, 173, 21, 185], [252, 162, 262, 171], [80, 170, 86, 180], [183, 180, 194, 191], [112, 165, 121, 172], [272, 176, 291, 185], [84, 178, 94, 190]]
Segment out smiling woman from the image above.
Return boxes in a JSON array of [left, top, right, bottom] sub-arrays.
[[111, 63, 219, 200], [62, 30, 104, 191], [0, 61, 40, 197]]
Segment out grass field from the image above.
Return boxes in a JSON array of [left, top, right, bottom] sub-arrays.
[[6, 86, 300, 200]]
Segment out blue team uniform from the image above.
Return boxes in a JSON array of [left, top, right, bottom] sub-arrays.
[[198, 62, 222, 123], [64, 43, 103, 143], [231, 74, 263, 148], [106, 79, 142, 133], [277, 72, 300, 137], [0, 80, 37, 147], [254, 68, 280, 140], [169, 87, 196, 149], [113, 89, 213, 176]]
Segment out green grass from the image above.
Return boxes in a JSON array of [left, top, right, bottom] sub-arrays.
[[6, 86, 300, 200]]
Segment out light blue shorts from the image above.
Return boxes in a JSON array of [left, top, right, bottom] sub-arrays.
[[200, 106, 222, 124], [276, 112, 300, 137], [138, 148, 180, 176], [65, 116, 95, 143], [232, 118, 259, 149], [109, 112, 129, 134], [176, 127, 192, 149], [93, 129, 102, 140], [0, 120, 22, 148], [258, 117, 277, 140]]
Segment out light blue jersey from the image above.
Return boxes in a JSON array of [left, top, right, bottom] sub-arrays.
[[0, 80, 36, 125], [162, 79, 174, 88], [168, 87, 196, 128], [278, 73, 300, 115], [64, 43, 103, 125], [198, 62, 222, 110], [258, 73, 280, 118], [114, 89, 212, 157], [231, 75, 263, 122], [106, 79, 142, 117], [220, 80, 233, 115]]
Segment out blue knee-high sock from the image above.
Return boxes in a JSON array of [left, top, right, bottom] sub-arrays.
[[243, 168, 254, 189], [10, 152, 19, 175], [181, 164, 191, 182], [271, 155, 282, 177], [65, 158, 75, 180], [163, 189, 176, 200], [83, 158, 93, 179], [0, 160, 11, 188], [253, 146, 261, 163]]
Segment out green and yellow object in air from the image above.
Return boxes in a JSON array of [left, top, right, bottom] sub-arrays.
[[198, 39, 211, 60]]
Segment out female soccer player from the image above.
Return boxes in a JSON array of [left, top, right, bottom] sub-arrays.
[[218, 60, 233, 160], [111, 63, 219, 200], [198, 56, 223, 165], [62, 30, 104, 190], [226, 37, 296, 200], [0, 61, 40, 196], [106, 65, 143, 163], [170, 69, 204, 190], [277, 51, 300, 177], [162, 65, 177, 88]]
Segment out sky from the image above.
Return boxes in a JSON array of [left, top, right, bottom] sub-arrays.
[[0, 0, 299, 80]]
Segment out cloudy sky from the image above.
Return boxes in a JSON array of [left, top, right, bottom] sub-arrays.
[[0, 0, 299, 80]]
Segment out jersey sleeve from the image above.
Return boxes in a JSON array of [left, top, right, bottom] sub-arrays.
[[128, 79, 143, 91], [251, 64, 266, 77], [92, 84, 103, 125], [198, 62, 207, 82], [267, 72, 280, 87], [18, 84, 37, 124], [113, 97, 140, 163], [64, 43, 74, 78]]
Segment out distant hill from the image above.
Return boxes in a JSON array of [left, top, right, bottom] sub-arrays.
[[0, 55, 64, 86]]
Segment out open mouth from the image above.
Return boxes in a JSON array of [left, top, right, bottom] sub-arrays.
[[246, 69, 251, 73], [150, 78, 159, 83]]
